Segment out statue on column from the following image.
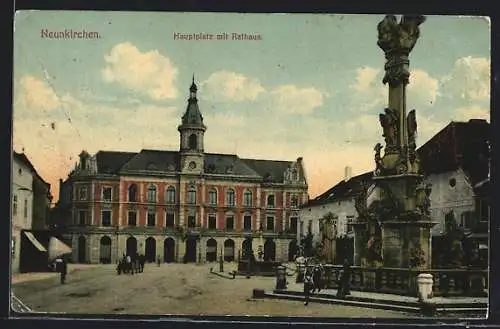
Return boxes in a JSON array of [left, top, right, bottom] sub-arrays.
[[377, 15, 426, 86], [379, 108, 399, 151], [407, 109, 418, 163]]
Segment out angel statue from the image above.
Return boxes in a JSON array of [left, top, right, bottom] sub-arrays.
[[399, 16, 426, 53], [379, 108, 399, 149], [407, 109, 418, 162], [377, 15, 399, 54]]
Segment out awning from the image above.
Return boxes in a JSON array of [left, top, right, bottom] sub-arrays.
[[48, 237, 72, 261], [24, 232, 47, 252]]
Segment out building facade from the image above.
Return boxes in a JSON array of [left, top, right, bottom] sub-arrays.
[[55, 80, 308, 264], [11, 152, 52, 273]]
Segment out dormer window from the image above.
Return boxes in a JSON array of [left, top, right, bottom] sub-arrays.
[[292, 169, 298, 181]]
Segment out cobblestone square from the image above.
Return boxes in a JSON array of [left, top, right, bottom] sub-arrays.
[[12, 263, 412, 318]]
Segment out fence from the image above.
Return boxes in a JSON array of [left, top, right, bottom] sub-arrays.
[[305, 264, 488, 297]]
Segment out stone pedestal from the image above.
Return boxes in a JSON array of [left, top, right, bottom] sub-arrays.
[[381, 221, 433, 269]]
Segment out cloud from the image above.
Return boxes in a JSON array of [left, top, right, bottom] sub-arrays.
[[13, 76, 182, 201], [102, 42, 179, 100], [440, 56, 490, 102], [408, 69, 439, 106], [348, 67, 386, 112], [455, 106, 490, 122], [268, 85, 324, 114], [14, 75, 61, 113], [201, 70, 265, 101]]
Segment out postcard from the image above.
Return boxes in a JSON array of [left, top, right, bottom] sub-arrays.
[[11, 11, 490, 319]]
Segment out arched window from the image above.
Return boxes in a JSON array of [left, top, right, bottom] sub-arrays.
[[188, 186, 197, 204], [147, 184, 157, 203], [244, 190, 252, 207], [292, 169, 299, 181], [128, 184, 137, 202], [267, 194, 275, 208], [209, 188, 217, 205], [188, 134, 198, 149], [226, 188, 235, 206], [166, 186, 176, 204]]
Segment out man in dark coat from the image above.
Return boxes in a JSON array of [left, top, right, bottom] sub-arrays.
[[60, 257, 68, 284]]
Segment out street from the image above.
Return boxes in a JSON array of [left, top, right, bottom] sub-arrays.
[[12, 263, 412, 317]]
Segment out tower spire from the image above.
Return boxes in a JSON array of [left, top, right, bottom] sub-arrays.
[[190, 74, 198, 98]]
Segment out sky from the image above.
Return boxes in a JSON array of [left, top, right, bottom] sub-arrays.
[[12, 12, 491, 202]]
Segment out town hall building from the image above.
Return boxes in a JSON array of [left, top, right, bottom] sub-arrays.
[[53, 78, 308, 264]]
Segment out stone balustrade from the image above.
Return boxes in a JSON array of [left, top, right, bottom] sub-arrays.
[[306, 264, 488, 297]]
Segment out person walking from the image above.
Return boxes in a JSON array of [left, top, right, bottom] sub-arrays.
[[60, 257, 68, 284]]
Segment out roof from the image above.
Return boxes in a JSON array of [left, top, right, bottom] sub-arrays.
[[240, 158, 294, 182], [119, 150, 178, 173], [417, 119, 490, 186], [205, 153, 261, 177], [96, 151, 137, 174], [13, 151, 50, 188], [92, 149, 295, 181], [305, 171, 373, 206]]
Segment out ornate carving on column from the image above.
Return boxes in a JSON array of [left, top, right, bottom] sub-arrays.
[[375, 15, 425, 176]]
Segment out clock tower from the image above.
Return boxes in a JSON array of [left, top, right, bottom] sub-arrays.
[[178, 75, 206, 175]]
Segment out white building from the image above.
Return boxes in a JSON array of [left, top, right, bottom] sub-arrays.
[[298, 168, 371, 264], [11, 151, 51, 274], [12, 152, 35, 273]]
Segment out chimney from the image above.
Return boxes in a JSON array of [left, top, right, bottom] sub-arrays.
[[344, 166, 352, 182]]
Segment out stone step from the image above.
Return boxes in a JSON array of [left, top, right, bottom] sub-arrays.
[[273, 289, 487, 309], [265, 292, 421, 313]]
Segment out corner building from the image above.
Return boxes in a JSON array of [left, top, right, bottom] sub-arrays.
[[57, 79, 308, 264]]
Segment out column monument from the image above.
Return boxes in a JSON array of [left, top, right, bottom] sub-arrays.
[[359, 15, 435, 269]]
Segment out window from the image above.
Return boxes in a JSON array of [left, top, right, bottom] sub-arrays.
[[479, 200, 490, 221], [208, 214, 217, 229], [79, 186, 87, 200], [78, 211, 87, 225], [147, 211, 156, 227], [226, 189, 235, 206], [289, 217, 298, 233], [166, 212, 175, 227], [266, 216, 275, 231], [291, 195, 299, 208], [188, 215, 196, 228], [189, 134, 198, 149], [147, 185, 157, 203], [347, 215, 355, 233], [292, 169, 298, 181], [267, 195, 275, 208], [128, 184, 137, 202], [128, 211, 137, 226], [12, 195, 17, 216], [102, 187, 112, 202], [166, 186, 176, 204], [308, 220, 313, 233], [300, 221, 304, 236], [244, 190, 252, 207], [449, 178, 457, 187], [209, 188, 217, 205], [188, 187, 196, 204], [23, 199, 28, 219], [102, 211, 111, 227], [244, 215, 252, 231], [226, 215, 234, 230]]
